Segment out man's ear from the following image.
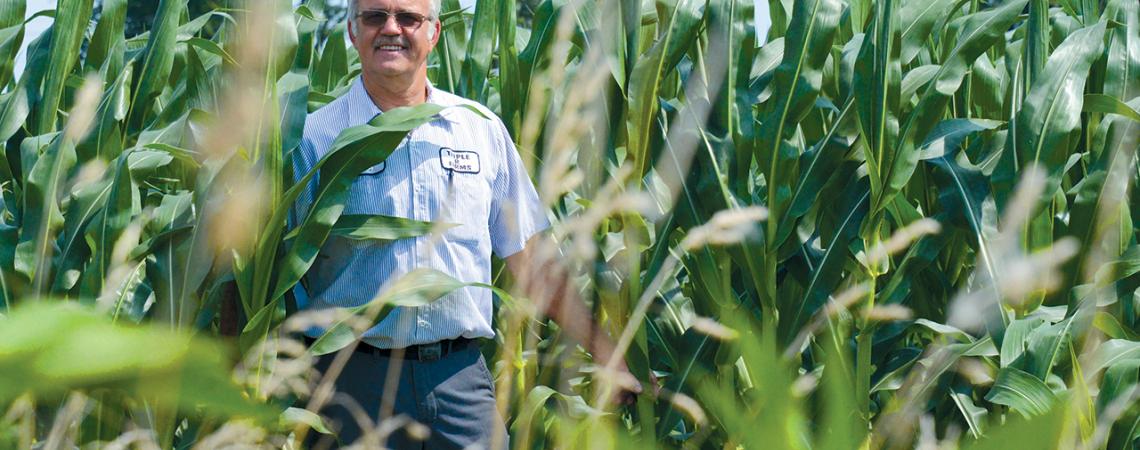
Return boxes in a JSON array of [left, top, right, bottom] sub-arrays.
[[347, 20, 358, 44], [429, 20, 441, 46]]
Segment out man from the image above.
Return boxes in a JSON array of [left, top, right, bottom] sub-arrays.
[[292, 0, 639, 447]]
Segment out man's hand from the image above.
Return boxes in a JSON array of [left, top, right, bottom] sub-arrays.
[[589, 341, 653, 407], [505, 234, 655, 408]]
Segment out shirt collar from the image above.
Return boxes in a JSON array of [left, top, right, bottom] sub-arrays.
[[346, 76, 449, 126]]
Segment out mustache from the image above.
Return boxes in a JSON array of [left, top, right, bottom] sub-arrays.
[[372, 37, 407, 48]]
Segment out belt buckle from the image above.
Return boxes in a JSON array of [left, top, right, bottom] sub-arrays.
[[418, 342, 442, 361]]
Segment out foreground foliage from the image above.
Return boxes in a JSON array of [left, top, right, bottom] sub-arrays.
[[0, 0, 1138, 448]]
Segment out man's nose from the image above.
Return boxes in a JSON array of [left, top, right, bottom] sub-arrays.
[[380, 15, 402, 35]]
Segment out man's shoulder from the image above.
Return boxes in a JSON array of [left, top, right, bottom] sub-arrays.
[[432, 90, 504, 128]]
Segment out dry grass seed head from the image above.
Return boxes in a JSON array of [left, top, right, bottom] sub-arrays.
[[62, 75, 103, 144], [191, 421, 269, 450], [236, 336, 317, 399], [862, 218, 942, 266], [690, 316, 739, 341], [681, 206, 768, 250]]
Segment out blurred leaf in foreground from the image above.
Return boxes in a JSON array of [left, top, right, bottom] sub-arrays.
[[0, 302, 273, 421]]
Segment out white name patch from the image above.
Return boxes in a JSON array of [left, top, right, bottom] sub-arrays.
[[439, 148, 481, 174]]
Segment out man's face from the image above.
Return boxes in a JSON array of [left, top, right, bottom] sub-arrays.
[[349, 0, 440, 81]]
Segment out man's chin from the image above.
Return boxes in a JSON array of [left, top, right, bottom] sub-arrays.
[[366, 64, 415, 79]]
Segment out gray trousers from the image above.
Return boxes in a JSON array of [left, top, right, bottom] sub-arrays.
[[305, 342, 509, 449]]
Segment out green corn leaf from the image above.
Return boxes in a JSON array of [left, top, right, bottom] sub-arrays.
[[0, 73, 29, 146], [749, 36, 785, 82], [77, 65, 133, 164], [854, 0, 900, 221], [773, 101, 854, 247], [0, 82, 26, 188], [1066, 100, 1139, 296], [1099, 360, 1140, 450], [459, 0, 498, 101], [817, 319, 866, 450], [0, 0, 25, 89], [146, 191, 197, 327], [152, 46, 209, 129], [31, 0, 92, 135], [516, 0, 563, 114], [995, 21, 1107, 207], [0, 223, 15, 310], [279, 70, 310, 158], [50, 150, 172, 295], [185, 36, 237, 66], [984, 367, 1058, 418], [281, 407, 332, 435], [128, 0, 184, 133], [961, 401, 1065, 450], [1083, 94, 1140, 123], [1095, 312, 1140, 340], [899, 64, 939, 103], [878, 225, 949, 306], [269, 0, 301, 78], [897, 0, 962, 66], [0, 302, 273, 421], [779, 179, 869, 343], [292, 4, 320, 72], [310, 24, 347, 94], [15, 134, 74, 294], [625, 0, 706, 179], [434, 0, 468, 93], [951, 391, 988, 439], [283, 214, 446, 242], [1089, 339, 1140, 375], [307, 269, 471, 355], [895, 0, 1027, 205], [1025, 0, 1050, 87], [722, 0, 759, 194], [1000, 316, 1047, 367], [1024, 315, 1076, 380], [895, 1, 1028, 233], [17, 10, 53, 106], [923, 123, 1000, 281], [51, 178, 111, 294], [654, 329, 719, 439], [75, 155, 137, 299], [970, 55, 1005, 119], [1103, 0, 1139, 101], [755, 0, 842, 250], [85, 0, 126, 78], [496, 0, 521, 133], [997, 22, 1109, 286]]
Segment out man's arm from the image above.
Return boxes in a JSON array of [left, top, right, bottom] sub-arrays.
[[504, 234, 643, 405]]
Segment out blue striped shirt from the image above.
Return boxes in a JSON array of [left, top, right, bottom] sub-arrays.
[[292, 77, 550, 348]]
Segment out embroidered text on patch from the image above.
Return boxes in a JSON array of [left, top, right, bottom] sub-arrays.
[[439, 147, 481, 173]]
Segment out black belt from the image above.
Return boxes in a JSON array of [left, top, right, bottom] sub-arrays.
[[305, 336, 476, 362]]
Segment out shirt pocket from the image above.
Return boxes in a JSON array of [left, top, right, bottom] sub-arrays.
[[438, 160, 492, 244], [344, 163, 396, 216]]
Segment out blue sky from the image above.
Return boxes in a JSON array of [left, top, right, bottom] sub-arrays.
[[17, 0, 770, 77]]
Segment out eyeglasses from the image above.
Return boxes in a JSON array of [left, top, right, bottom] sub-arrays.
[[356, 10, 431, 29]]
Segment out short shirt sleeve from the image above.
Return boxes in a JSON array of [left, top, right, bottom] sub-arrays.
[[488, 119, 551, 258]]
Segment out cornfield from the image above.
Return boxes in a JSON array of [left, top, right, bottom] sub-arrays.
[[0, 0, 1138, 448]]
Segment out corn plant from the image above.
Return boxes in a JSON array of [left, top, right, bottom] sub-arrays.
[[0, 0, 1139, 448]]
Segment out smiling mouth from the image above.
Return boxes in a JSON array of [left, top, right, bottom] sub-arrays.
[[375, 44, 406, 52]]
